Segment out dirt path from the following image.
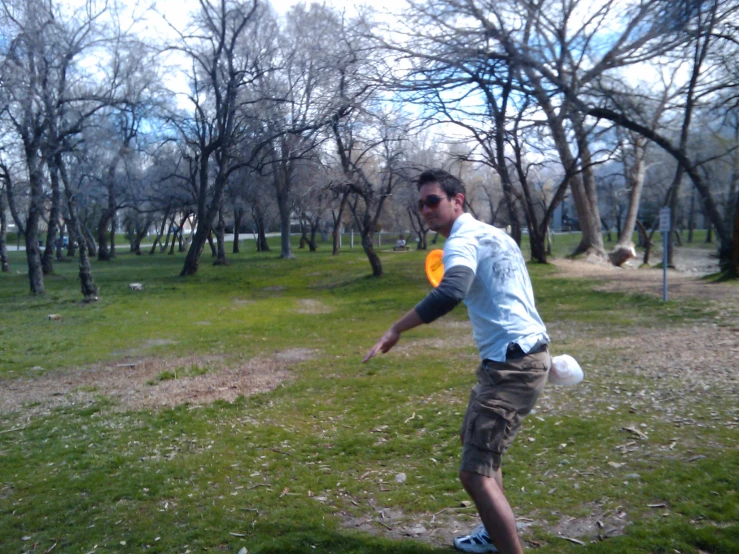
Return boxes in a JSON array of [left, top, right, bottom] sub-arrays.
[[0, 349, 315, 419], [549, 248, 739, 320]]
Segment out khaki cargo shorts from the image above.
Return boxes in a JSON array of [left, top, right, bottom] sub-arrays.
[[460, 346, 550, 476]]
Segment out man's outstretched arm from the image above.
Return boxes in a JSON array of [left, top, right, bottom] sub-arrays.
[[362, 266, 474, 363], [362, 308, 423, 363]]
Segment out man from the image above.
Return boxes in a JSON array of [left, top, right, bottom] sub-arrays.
[[363, 169, 550, 554]]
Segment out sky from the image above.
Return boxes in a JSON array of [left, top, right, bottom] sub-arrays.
[[139, 0, 407, 109], [154, 0, 404, 33]]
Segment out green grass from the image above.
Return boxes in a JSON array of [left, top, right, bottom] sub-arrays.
[[0, 236, 737, 553]]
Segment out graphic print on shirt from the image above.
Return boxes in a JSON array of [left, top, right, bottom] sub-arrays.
[[477, 234, 521, 286]]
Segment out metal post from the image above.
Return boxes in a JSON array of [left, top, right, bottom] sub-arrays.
[[659, 207, 670, 302], [662, 231, 668, 301]]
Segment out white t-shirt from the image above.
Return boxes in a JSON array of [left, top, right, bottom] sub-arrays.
[[443, 213, 549, 362]]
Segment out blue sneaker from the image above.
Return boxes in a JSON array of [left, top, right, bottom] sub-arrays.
[[453, 524, 498, 553]]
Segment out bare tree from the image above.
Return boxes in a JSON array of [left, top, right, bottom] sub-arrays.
[[327, 177, 351, 255], [249, 3, 349, 260], [0, 0, 53, 293], [332, 109, 409, 276], [393, 0, 713, 262], [0, 0, 138, 297], [486, 0, 739, 273], [169, 0, 262, 276]]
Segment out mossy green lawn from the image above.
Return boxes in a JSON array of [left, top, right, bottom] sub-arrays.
[[1, 237, 736, 553]]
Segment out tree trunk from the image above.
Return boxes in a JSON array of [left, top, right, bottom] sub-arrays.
[[181, 171, 223, 278], [528, 231, 547, 264], [512, 127, 547, 263], [177, 215, 188, 253], [493, 109, 522, 247], [232, 207, 243, 254], [24, 150, 45, 295], [66, 220, 77, 258], [298, 218, 308, 249], [55, 223, 65, 261], [525, 70, 604, 259], [417, 231, 427, 250], [252, 204, 270, 252], [0, 189, 8, 272], [569, 113, 605, 257], [68, 206, 98, 300], [41, 166, 61, 275], [727, 192, 739, 277], [130, 219, 148, 256], [181, 225, 209, 274], [332, 223, 341, 255], [178, 221, 187, 252], [180, 141, 229, 275], [407, 207, 428, 251], [616, 139, 647, 253], [276, 186, 294, 259], [83, 221, 98, 258], [162, 216, 174, 252], [687, 188, 695, 243], [110, 213, 117, 257], [518, 184, 546, 263], [362, 232, 383, 277], [332, 189, 349, 255], [309, 220, 318, 251], [168, 228, 178, 254], [251, 201, 270, 252], [96, 190, 118, 260], [666, 169, 684, 267], [557, 127, 601, 258], [96, 207, 115, 261], [149, 210, 170, 255], [214, 206, 229, 265], [159, 214, 175, 252], [637, 219, 659, 266], [57, 157, 97, 301], [207, 232, 217, 256], [726, 121, 739, 276], [257, 228, 269, 252]]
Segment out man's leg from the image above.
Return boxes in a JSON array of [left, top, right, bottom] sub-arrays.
[[459, 469, 524, 554]]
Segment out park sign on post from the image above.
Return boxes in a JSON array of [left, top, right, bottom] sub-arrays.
[[659, 207, 670, 302]]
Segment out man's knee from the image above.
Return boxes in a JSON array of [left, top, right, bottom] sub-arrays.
[[459, 470, 482, 491]]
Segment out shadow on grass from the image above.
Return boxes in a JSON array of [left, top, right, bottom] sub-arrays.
[[251, 522, 446, 554], [702, 269, 739, 283]]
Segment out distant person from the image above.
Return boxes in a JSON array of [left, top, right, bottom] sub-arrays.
[[363, 168, 550, 554], [395, 238, 406, 249]]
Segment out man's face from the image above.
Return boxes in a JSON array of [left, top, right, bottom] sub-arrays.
[[418, 182, 464, 237]]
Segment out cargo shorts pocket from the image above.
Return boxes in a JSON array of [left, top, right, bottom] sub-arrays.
[[519, 358, 549, 371], [465, 408, 510, 454]]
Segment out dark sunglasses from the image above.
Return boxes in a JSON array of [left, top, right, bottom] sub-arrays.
[[418, 194, 448, 211]]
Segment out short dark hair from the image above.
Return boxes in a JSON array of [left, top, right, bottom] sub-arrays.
[[417, 168, 466, 197]]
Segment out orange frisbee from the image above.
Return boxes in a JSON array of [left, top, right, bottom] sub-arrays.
[[425, 249, 444, 287]]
